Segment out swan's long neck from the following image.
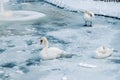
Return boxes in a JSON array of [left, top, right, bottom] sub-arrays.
[[102, 46, 105, 50], [44, 38, 49, 51]]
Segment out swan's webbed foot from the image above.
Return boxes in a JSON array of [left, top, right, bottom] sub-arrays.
[[84, 21, 88, 26], [84, 21, 93, 27], [89, 24, 92, 27]]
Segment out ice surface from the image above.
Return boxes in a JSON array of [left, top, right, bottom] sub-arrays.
[[45, 0, 120, 18], [0, 1, 120, 80]]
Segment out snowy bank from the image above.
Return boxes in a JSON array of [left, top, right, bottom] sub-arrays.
[[45, 0, 120, 18]]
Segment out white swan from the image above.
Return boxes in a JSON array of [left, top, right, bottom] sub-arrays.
[[39, 37, 65, 60], [95, 46, 113, 58], [84, 10, 95, 27]]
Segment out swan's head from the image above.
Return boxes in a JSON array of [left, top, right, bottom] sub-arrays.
[[40, 36, 47, 45], [84, 10, 93, 17], [101, 46, 106, 50], [102, 46, 105, 49]]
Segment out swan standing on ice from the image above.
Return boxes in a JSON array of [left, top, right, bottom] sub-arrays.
[[39, 37, 65, 60], [84, 10, 95, 27], [95, 46, 113, 58]]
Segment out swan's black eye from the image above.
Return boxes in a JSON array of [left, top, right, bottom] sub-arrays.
[[40, 40, 43, 45], [40, 40, 43, 43]]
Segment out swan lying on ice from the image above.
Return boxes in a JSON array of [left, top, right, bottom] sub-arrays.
[[39, 37, 65, 60], [84, 10, 95, 27], [95, 46, 113, 58]]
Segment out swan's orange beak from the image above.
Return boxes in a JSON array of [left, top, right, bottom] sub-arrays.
[[40, 40, 43, 45]]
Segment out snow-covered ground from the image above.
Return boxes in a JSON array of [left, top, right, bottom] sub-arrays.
[[45, 0, 120, 18]]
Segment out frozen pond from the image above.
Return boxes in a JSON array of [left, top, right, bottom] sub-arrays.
[[0, 1, 120, 80]]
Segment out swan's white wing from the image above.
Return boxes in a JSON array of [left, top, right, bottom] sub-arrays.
[[44, 47, 64, 59], [95, 47, 112, 58]]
